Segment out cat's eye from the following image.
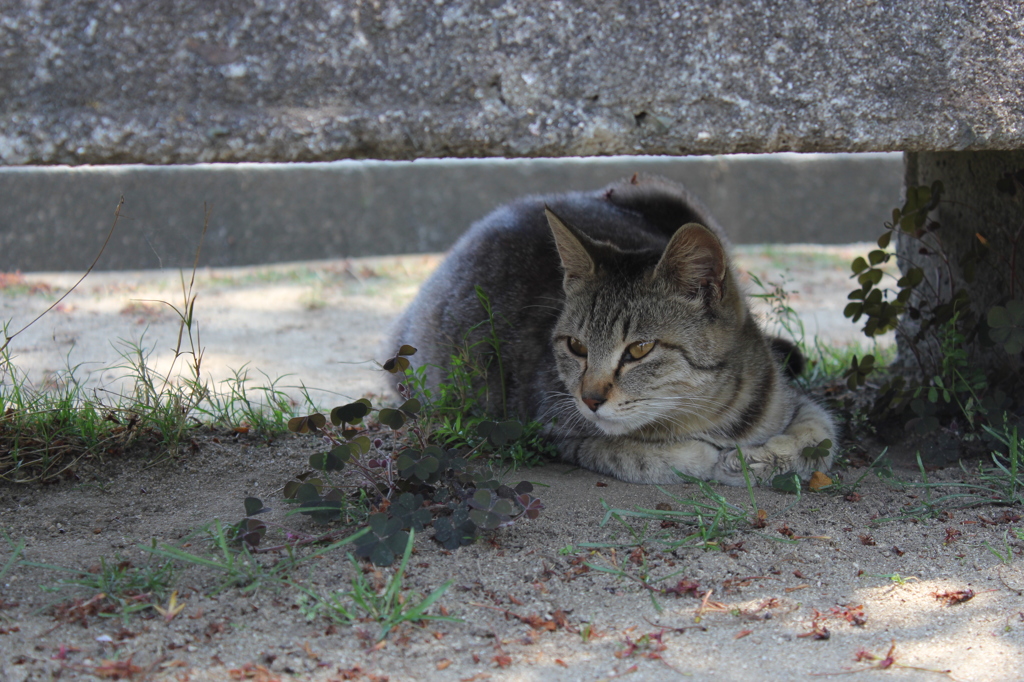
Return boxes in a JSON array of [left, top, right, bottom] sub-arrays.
[[567, 337, 588, 356], [627, 340, 656, 360]]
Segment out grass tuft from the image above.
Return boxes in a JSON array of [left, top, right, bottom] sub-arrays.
[[295, 530, 460, 641]]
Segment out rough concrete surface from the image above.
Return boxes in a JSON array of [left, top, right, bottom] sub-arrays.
[[0, 154, 903, 271], [1, 2, 1022, 165]]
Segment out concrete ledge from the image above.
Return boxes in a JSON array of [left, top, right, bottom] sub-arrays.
[[0, 153, 901, 272], [1, 2, 1020, 164]]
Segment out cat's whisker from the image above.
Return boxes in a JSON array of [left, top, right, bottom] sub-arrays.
[[655, 404, 743, 422], [520, 304, 564, 313], [633, 400, 745, 437], [540, 397, 593, 435], [643, 394, 748, 416], [544, 390, 576, 399], [635, 398, 741, 421], [537, 392, 578, 419]]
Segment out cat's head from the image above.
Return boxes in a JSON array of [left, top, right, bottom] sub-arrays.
[[545, 207, 747, 436]]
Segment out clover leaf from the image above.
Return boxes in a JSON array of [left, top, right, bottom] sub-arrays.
[[988, 300, 1024, 355], [353, 513, 410, 567]]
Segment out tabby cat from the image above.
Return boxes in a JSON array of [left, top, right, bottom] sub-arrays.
[[386, 175, 836, 485]]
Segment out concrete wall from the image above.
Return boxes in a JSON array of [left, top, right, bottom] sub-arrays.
[[2, 2, 1020, 164], [0, 153, 901, 272]]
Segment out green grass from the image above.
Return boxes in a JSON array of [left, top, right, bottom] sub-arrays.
[[206, 264, 335, 288], [294, 530, 460, 641], [0, 531, 27, 586], [870, 428, 1023, 521], [799, 337, 897, 388], [0, 202, 313, 481], [143, 520, 368, 596], [589, 478, 778, 553], [746, 271, 897, 388], [862, 572, 917, 586], [0, 348, 118, 482], [398, 289, 559, 470], [583, 550, 691, 613], [196, 365, 301, 435], [984, 531, 1016, 565], [1, 207, 468, 635], [579, 458, 794, 612], [0, 336, 308, 482], [18, 520, 456, 639], [1, 244, 315, 480], [25, 553, 176, 623], [577, 456, 805, 614], [583, 453, 795, 553]]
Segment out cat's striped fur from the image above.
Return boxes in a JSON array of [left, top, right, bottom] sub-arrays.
[[386, 175, 836, 484]]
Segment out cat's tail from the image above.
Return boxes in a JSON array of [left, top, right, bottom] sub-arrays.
[[770, 337, 806, 379]]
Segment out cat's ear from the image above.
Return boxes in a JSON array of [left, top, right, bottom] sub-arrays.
[[655, 223, 727, 300], [545, 207, 595, 281]]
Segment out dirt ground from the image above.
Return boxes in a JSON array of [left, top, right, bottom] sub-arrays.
[[1, 247, 1022, 681]]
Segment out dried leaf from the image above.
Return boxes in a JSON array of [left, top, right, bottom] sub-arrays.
[[808, 471, 832, 491], [91, 655, 144, 679], [933, 589, 975, 606], [154, 590, 186, 623]]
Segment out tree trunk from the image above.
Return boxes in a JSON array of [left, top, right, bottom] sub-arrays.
[[897, 151, 1024, 388]]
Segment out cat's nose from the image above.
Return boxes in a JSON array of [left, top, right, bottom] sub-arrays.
[[582, 396, 605, 412]]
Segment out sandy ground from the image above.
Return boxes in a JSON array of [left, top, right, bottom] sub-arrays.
[[0, 254, 444, 409], [1, 443, 1023, 682], [1, 246, 1022, 681], [0, 245, 884, 409]]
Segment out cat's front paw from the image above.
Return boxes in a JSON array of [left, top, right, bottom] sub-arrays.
[[765, 434, 835, 480], [714, 435, 833, 486], [712, 445, 783, 485]]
